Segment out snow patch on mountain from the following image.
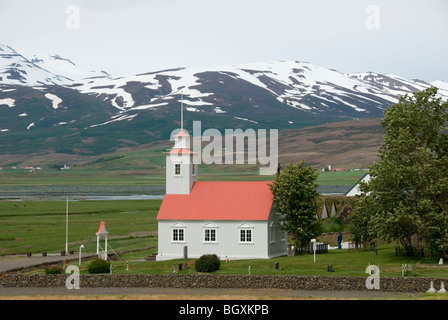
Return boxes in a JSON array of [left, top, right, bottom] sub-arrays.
[[214, 107, 226, 113], [45, 93, 62, 109], [31, 53, 110, 82], [180, 98, 213, 106], [431, 80, 448, 100], [131, 102, 169, 110], [75, 76, 135, 110], [333, 96, 366, 112], [0, 98, 15, 107], [90, 113, 138, 128], [234, 116, 258, 124], [432, 80, 448, 90]]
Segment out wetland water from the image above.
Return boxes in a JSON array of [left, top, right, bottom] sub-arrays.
[[0, 185, 348, 201], [0, 185, 165, 201]]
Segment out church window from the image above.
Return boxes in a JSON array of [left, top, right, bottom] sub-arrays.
[[240, 229, 252, 242], [204, 229, 216, 242], [172, 228, 184, 242], [175, 164, 181, 175]]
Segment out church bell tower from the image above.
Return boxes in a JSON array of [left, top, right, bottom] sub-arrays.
[[165, 98, 197, 194]]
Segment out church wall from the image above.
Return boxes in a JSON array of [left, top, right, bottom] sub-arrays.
[[157, 219, 277, 261], [267, 207, 289, 258]]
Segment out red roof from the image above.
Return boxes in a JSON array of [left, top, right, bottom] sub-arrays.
[[96, 221, 108, 235], [157, 181, 274, 221], [168, 147, 195, 155], [175, 129, 190, 137]]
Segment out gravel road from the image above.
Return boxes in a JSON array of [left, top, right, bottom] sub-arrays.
[[0, 286, 423, 299]]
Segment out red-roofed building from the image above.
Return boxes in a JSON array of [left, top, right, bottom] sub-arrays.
[[156, 128, 287, 261]]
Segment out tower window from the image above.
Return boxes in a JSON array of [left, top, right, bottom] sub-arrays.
[[175, 164, 181, 175]]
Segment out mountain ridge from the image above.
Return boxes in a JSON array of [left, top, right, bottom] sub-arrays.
[[1, 44, 447, 157]]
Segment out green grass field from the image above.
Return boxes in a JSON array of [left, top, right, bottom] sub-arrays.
[[0, 165, 364, 187], [0, 200, 160, 256], [317, 170, 367, 186], [2, 199, 448, 279], [0, 169, 365, 260], [0, 168, 388, 278]]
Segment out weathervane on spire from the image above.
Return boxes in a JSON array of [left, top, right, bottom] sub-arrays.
[[180, 91, 184, 131]]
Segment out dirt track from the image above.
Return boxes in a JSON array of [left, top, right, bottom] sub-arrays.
[[0, 286, 427, 300], [0, 254, 439, 300]]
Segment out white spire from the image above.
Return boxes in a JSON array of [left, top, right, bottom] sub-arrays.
[[181, 91, 183, 131]]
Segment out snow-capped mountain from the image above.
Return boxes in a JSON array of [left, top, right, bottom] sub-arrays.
[[0, 44, 447, 156], [77, 61, 447, 115], [0, 44, 73, 86], [30, 53, 111, 82]]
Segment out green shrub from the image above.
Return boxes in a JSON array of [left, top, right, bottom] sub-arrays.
[[322, 217, 344, 233], [194, 254, 220, 273], [87, 258, 111, 274], [45, 266, 63, 274]]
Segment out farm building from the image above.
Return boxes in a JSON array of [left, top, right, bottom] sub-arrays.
[[156, 128, 287, 261], [345, 173, 371, 197], [319, 200, 337, 219]]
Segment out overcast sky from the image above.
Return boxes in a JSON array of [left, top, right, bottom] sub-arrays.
[[1, 0, 447, 81]]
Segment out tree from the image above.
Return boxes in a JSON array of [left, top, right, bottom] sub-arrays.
[[353, 87, 448, 256], [348, 195, 378, 250], [269, 161, 322, 254]]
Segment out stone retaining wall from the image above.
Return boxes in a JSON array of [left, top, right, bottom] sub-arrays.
[[0, 274, 445, 293]]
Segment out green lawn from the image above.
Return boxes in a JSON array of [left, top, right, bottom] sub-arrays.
[[111, 245, 427, 277], [0, 200, 161, 256], [28, 243, 448, 279], [4, 199, 447, 279], [317, 170, 366, 186]]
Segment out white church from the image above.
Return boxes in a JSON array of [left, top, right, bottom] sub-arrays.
[[156, 125, 288, 261]]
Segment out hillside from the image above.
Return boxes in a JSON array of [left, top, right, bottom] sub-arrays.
[[0, 118, 383, 174], [278, 117, 382, 169], [1, 44, 446, 156]]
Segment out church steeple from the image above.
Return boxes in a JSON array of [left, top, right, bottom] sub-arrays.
[[165, 95, 198, 194]]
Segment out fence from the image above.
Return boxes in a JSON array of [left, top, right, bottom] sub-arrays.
[[288, 243, 329, 255]]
